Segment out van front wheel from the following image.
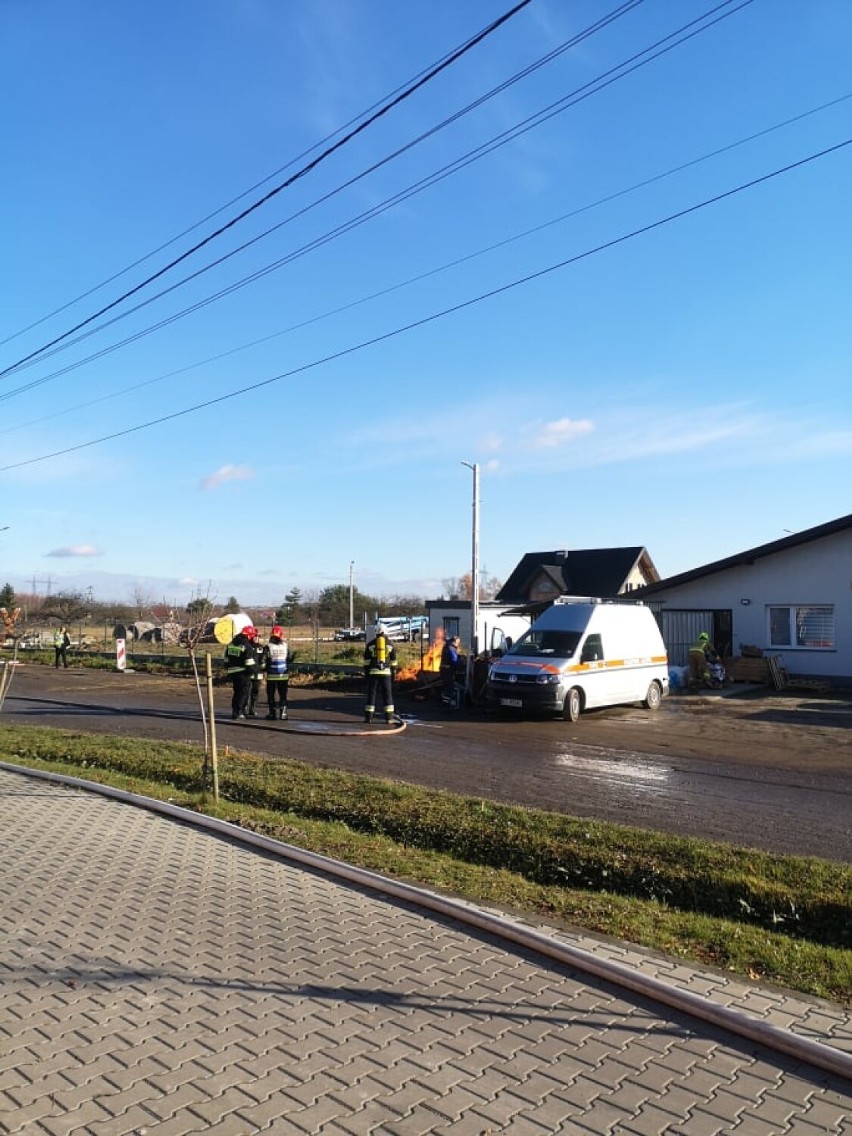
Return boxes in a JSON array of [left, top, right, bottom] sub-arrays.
[[563, 687, 582, 722], [644, 681, 662, 710]]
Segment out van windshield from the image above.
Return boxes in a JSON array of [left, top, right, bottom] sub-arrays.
[[508, 630, 582, 659]]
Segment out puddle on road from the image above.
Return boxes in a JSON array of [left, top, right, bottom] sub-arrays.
[[554, 743, 670, 788]]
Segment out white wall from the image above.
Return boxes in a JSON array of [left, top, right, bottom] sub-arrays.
[[426, 604, 531, 655], [650, 530, 852, 680]]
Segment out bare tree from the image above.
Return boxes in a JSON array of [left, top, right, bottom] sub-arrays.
[[130, 584, 153, 620], [481, 574, 503, 600], [41, 590, 89, 623], [172, 586, 219, 790], [441, 573, 503, 601], [441, 576, 466, 600]]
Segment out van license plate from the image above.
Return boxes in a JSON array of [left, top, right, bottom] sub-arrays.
[[500, 698, 523, 708]]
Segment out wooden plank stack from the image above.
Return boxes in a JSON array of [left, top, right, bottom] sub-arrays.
[[728, 653, 788, 688], [728, 656, 770, 684]]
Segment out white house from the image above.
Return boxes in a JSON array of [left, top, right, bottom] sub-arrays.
[[636, 513, 852, 683]]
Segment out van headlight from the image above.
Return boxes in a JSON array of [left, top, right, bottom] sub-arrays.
[[536, 674, 561, 684]]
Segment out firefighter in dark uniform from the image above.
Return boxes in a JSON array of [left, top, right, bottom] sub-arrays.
[[224, 625, 257, 720], [688, 630, 714, 691], [363, 623, 397, 724], [264, 624, 290, 720], [246, 625, 263, 716]]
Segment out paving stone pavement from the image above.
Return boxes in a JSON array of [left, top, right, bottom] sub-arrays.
[[1, 767, 850, 1136]]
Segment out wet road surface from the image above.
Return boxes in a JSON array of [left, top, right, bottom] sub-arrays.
[[2, 663, 850, 862]]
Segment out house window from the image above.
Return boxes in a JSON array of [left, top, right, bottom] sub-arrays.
[[443, 618, 460, 639], [530, 577, 560, 601], [768, 605, 834, 650]]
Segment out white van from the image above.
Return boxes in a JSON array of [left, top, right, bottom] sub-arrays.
[[487, 597, 668, 721]]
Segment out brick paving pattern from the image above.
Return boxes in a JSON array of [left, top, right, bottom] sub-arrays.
[[1, 768, 849, 1135]]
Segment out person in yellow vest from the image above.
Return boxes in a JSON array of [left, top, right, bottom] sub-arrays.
[[688, 631, 718, 690], [53, 626, 71, 669], [224, 625, 257, 720], [363, 623, 398, 725]]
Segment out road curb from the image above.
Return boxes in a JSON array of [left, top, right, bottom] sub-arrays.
[[2, 759, 849, 1082]]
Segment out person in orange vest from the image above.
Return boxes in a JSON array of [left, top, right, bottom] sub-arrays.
[[363, 623, 397, 725]]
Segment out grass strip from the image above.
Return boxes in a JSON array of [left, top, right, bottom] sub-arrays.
[[1, 723, 850, 1005]]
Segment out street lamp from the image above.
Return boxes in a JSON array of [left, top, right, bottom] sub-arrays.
[[349, 561, 355, 629], [461, 462, 480, 657]]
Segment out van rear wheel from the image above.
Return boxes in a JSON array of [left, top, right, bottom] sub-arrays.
[[644, 681, 662, 710], [563, 687, 582, 722]]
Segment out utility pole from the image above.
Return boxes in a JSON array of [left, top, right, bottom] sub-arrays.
[[349, 561, 355, 629], [461, 462, 480, 657]]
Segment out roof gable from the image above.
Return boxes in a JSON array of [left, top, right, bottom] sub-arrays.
[[496, 547, 658, 604]]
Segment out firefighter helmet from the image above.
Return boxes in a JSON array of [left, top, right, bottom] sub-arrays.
[[271, 625, 284, 638], [244, 625, 258, 640]]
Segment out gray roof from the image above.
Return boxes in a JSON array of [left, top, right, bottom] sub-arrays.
[[496, 547, 657, 605]]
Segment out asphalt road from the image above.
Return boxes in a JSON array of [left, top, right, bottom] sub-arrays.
[[2, 662, 851, 862]]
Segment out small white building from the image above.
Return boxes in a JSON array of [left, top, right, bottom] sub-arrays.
[[636, 513, 852, 683], [424, 600, 531, 656]]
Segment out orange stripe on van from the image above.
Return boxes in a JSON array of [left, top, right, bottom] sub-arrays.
[[568, 657, 667, 674]]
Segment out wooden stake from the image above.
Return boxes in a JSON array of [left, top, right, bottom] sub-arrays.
[[205, 652, 219, 801]]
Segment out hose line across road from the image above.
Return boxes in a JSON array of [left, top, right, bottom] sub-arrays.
[[2, 663, 850, 860], [1, 764, 850, 1135]]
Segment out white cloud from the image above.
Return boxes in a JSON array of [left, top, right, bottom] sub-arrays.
[[46, 544, 103, 558], [328, 393, 850, 479], [501, 400, 852, 474], [527, 417, 595, 450], [480, 432, 504, 453], [200, 464, 253, 490]]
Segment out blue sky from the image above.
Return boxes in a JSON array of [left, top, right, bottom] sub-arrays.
[[3, 0, 850, 608]]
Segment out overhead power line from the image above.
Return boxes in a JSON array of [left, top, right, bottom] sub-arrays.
[[0, 0, 644, 387], [0, 0, 748, 402], [0, 9, 538, 353], [0, 0, 532, 380], [4, 136, 848, 473], [5, 90, 845, 438]]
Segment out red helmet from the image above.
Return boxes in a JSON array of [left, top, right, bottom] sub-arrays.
[[271, 625, 284, 638], [243, 625, 257, 640]]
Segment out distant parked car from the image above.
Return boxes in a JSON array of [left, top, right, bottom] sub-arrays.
[[333, 627, 366, 642]]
